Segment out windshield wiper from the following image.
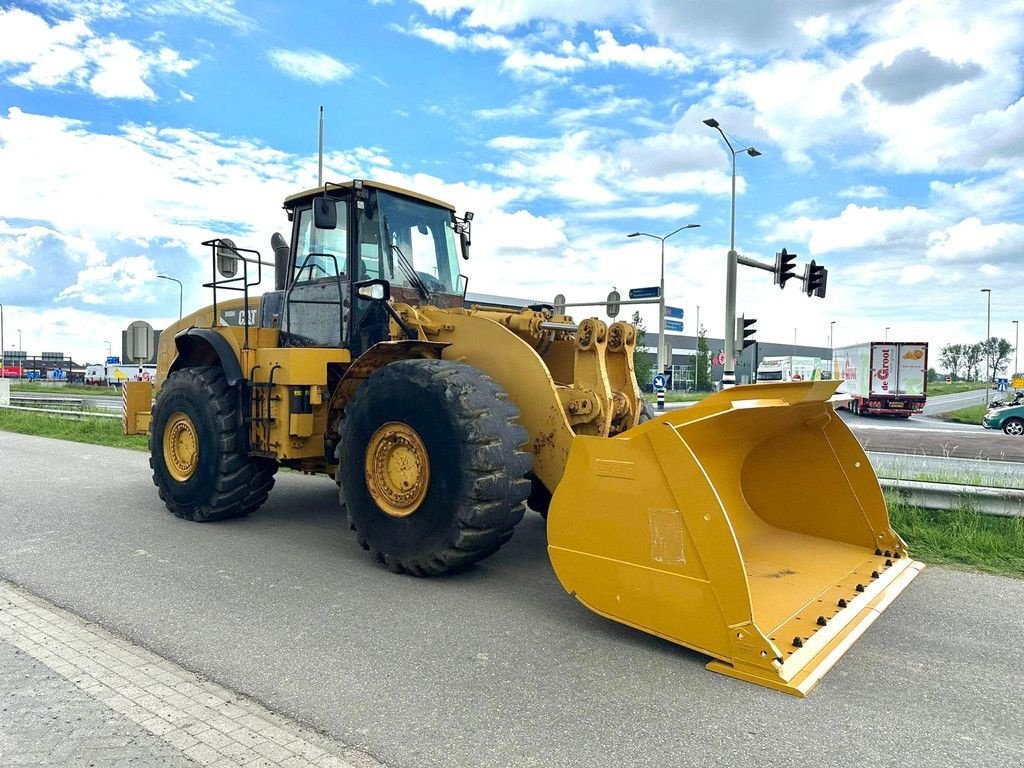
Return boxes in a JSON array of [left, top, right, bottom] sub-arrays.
[[382, 215, 431, 301]]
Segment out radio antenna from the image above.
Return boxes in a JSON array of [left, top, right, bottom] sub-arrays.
[[317, 105, 324, 186]]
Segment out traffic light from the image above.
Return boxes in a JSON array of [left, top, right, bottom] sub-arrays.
[[804, 259, 827, 298], [774, 248, 797, 289], [735, 315, 757, 351]]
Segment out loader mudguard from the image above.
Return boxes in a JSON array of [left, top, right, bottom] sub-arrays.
[[547, 381, 924, 697], [168, 329, 244, 386]]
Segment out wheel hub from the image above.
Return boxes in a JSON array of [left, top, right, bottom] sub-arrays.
[[164, 412, 198, 482], [365, 422, 430, 518]]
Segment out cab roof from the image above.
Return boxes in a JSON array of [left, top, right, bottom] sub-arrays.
[[283, 180, 455, 212]]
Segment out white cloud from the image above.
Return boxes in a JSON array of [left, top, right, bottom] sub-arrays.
[[58, 255, 158, 305], [926, 217, 1024, 264], [0, 8, 195, 100], [584, 29, 694, 73], [839, 185, 888, 200], [38, 0, 257, 31], [267, 49, 354, 83]]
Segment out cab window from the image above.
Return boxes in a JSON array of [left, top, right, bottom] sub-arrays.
[[293, 199, 349, 281]]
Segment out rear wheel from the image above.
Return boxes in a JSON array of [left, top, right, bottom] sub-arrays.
[[149, 366, 277, 521], [1003, 418, 1024, 436], [338, 359, 531, 575]]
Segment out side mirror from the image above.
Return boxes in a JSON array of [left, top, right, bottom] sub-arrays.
[[460, 231, 470, 260], [355, 278, 390, 302], [313, 196, 337, 230], [216, 239, 239, 278]]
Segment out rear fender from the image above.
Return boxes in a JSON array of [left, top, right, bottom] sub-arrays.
[[168, 329, 243, 385]]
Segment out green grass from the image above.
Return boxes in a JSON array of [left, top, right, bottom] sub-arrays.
[[9, 382, 118, 396], [0, 409, 148, 451], [927, 381, 988, 396], [941, 404, 986, 425], [642, 391, 710, 403], [887, 493, 1024, 578]]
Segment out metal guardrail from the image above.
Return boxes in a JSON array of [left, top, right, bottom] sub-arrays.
[[2, 395, 122, 420], [1, 404, 122, 420], [880, 478, 1024, 518]]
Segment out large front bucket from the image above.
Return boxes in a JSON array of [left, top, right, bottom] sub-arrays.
[[547, 381, 923, 697]]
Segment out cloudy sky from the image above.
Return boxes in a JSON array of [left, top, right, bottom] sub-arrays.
[[1, 0, 1022, 367]]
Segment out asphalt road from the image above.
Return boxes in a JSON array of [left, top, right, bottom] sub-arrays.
[[1, 432, 1022, 768]]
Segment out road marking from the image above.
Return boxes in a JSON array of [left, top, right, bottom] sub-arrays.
[[0, 580, 380, 768], [850, 424, 985, 436]]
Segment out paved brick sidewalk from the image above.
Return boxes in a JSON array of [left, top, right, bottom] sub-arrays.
[[0, 581, 382, 767]]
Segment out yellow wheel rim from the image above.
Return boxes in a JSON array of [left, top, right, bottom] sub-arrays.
[[163, 411, 199, 482], [365, 421, 430, 518]]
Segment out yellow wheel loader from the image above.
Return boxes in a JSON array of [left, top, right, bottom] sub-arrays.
[[125, 179, 923, 696]]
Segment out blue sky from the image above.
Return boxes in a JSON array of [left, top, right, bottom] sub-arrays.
[[1, 0, 1023, 366]]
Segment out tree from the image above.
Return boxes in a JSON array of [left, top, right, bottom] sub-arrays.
[[939, 343, 964, 380], [631, 311, 654, 389], [981, 336, 1014, 381], [696, 325, 712, 391], [963, 343, 983, 381]]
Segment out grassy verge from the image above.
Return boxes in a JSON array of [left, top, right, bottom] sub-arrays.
[[0, 409, 148, 451], [940, 404, 986, 425], [887, 493, 1024, 578], [9, 382, 119, 396], [927, 381, 989, 396], [642, 391, 710, 403]]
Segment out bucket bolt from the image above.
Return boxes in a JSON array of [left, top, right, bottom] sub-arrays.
[[871, 570, 880, 579], [816, 616, 828, 626], [884, 550, 892, 557], [875, 548, 882, 555], [856, 584, 865, 592], [837, 598, 848, 608], [792, 637, 804, 648], [885, 559, 893, 567]]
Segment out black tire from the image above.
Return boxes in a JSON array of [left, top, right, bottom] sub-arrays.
[[1003, 418, 1024, 436], [337, 359, 531, 576], [639, 401, 656, 423], [528, 474, 552, 518], [149, 366, 277, 522]]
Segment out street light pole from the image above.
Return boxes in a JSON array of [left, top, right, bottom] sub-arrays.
[[158, 274, 183, 321], [884, 326, 890, 342], [17, 328, 22, 377], [1013, 319, 1019, 377], [0, 302, 4, 379], [627, 224, 701, 375], [704, 118, 761, 388], [981, 288, 991, 407]]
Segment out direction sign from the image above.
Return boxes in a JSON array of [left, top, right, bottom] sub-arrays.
[[997, 378, 1009, 392], [629, 286, 660, 300], [652, 374, 666, 390], [665, 306, 684, 319], [664, 319, 684, 332]]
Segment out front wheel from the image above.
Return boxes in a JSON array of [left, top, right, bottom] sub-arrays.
[[337, 359, 531, 576], [1003, 418, 1024, 436], [149, 366, 277, 521]]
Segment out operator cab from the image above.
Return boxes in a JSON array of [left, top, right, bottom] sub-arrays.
[[272, 180, 471, 355]]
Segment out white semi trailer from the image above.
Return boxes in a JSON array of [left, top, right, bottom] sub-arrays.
[[833, 341, 928, 417]]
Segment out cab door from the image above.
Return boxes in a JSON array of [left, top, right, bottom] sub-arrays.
[[282, 196, 351, 348]]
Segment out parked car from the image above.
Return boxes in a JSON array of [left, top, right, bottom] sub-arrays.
[[982, 400, 1024, 435]]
